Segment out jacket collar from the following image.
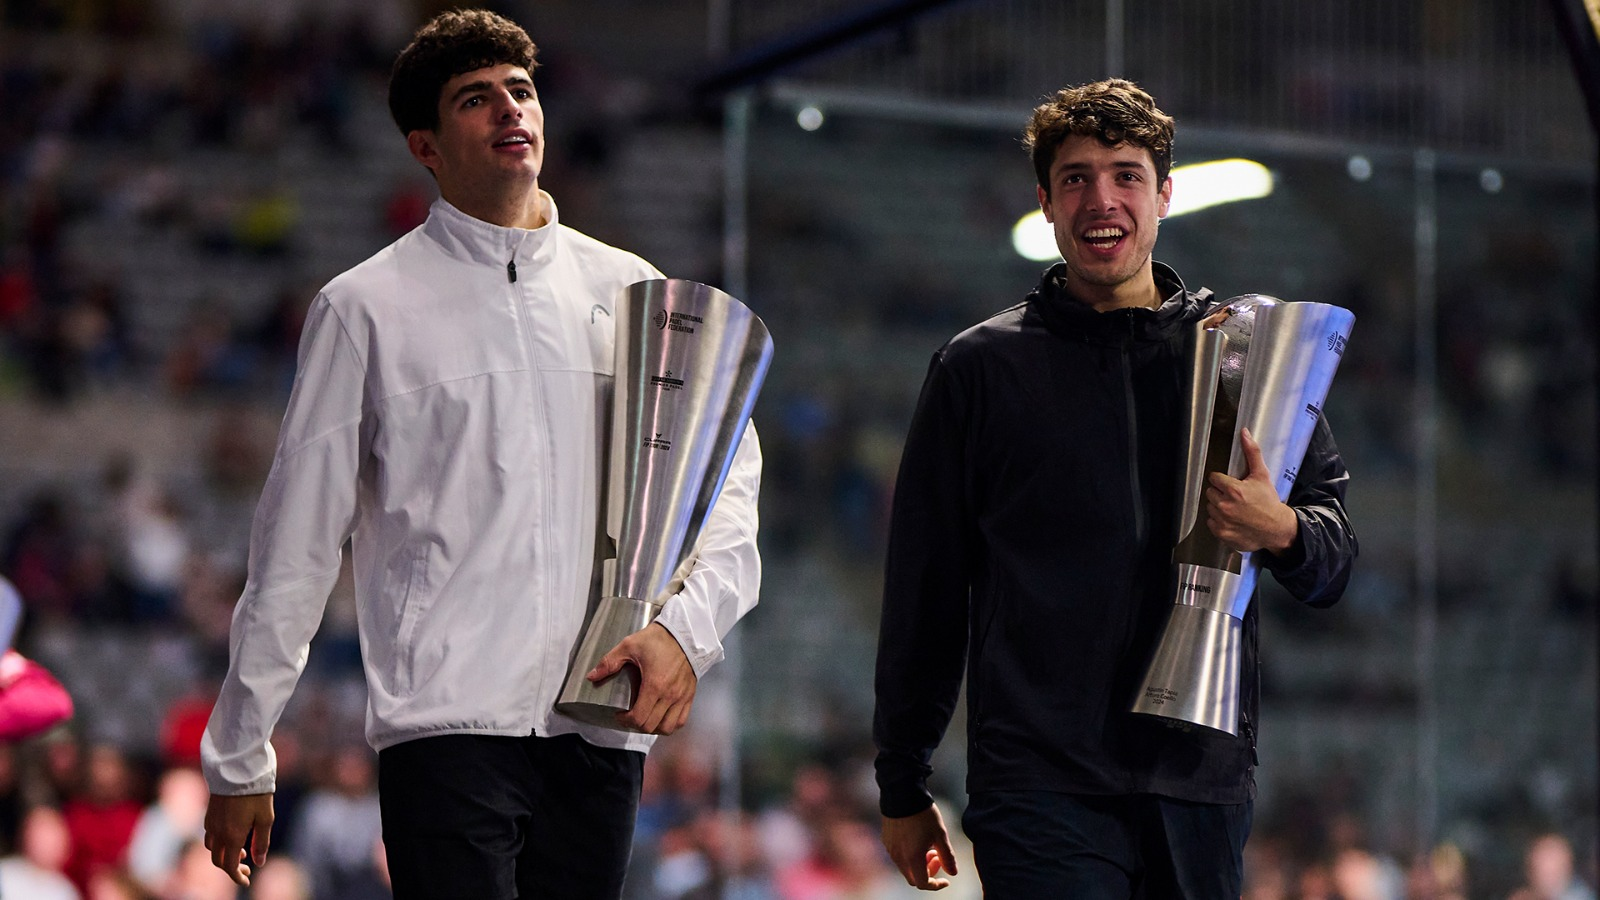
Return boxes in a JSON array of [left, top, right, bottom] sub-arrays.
[[421, 192, 560, 271], [1030, 261, 1211, 343]]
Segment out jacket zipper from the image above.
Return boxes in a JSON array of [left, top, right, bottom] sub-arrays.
[[506, 236, 549, 730], [1121, 312, 1145, 547]]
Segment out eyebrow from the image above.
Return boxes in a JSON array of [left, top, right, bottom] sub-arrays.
[[1054, 160, 1150, 175], [448, 75, 534, 104]]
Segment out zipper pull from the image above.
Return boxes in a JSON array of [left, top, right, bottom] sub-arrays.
[[507, 259, 518, 283]]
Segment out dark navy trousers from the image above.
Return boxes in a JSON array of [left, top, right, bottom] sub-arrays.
[[962, 790, 1252, 899], [379, 732, 645, 900]]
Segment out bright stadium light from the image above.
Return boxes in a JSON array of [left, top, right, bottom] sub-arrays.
[[1165, 158, 1274, 217], [1011, 158, 1275, 261], [1011, 209, 1059, 261]]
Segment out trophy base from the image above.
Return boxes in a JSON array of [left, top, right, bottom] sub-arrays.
[[555, 595, 656, 732], [1130, 604, 1242, 735]]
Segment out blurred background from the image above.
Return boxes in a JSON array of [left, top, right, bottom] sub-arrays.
[[0, 0, 1595, 898]]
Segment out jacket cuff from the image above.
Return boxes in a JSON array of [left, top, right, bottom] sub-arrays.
[[879, 780, 936, 819], [1261, 507, 1312, 574], [876, 757, 936, 818], [200, 730, 277, 796], [653, 592, 725, 679]]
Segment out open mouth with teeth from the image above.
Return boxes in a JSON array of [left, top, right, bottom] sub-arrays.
[[1082, 226, 1126, 252], [494, 134, 532, 149]]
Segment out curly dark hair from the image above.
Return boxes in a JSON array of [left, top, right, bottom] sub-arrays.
[[388, 9, 540, 136], [1023, 79, 1175, 195]]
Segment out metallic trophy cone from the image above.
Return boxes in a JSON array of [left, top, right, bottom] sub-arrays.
[[1130, 296, 1353, 734], [555, 279, 773, 731]]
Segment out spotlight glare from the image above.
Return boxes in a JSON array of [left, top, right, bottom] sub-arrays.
[[1165, 159, 1275, 218], [1011, 209, 1059, 262]]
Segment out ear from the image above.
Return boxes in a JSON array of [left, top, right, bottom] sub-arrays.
[[1157, 176, 1172, 219], [1037, 184, 1053, 223], [407, 130, 442, 174]]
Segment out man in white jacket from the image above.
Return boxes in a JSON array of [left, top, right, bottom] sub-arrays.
[[199, 10, 762, 899]]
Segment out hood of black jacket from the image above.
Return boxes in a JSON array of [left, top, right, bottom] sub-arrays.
[[1029, 260, 1212, 345]]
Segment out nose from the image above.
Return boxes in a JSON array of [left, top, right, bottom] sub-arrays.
[[1082, 176, 1117, 213], [494, 90, 523, 121]]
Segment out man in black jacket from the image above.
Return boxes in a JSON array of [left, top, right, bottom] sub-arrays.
[[872, 79, 1357, 898]]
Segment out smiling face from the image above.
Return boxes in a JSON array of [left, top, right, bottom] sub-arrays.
[[1038, 134, 1172, 311], [406, 63, 546, 226]]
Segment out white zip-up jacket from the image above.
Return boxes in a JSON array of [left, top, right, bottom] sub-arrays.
[[201, 195, 763, 795]]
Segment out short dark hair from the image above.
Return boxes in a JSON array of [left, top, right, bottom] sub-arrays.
[[1023, 79, 1175, 195], [388, 9, 539, 136]]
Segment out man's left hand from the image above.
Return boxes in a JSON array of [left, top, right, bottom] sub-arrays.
[[587, 622, 697, 735], [1205, 427, 1300, 555]]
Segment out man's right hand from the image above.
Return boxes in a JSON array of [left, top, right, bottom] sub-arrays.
[[881, 803, 959, 891], [204, 791, 274, 886]]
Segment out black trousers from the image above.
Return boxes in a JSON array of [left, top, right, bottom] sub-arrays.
[[378, 732, 645, 900], [961, 791, 1252, 899]]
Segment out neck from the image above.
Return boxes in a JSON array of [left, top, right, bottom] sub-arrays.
[[443, 180, 547, 229]]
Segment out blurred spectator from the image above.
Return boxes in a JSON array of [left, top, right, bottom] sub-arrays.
[[175, 556, 243, 665], [773, 816, 900, 900], [1330, 846, 1404, 900], [0, 248, 38, 332], [157, 687, 214, 772], [251, 856, 312, 900], [233, 185, 299, 258], [185, 408, 271, 575], [1517, 832, 1597, 900], [61, 744, 143, 893], [41, 732, 84, 804], [86, 868, 154, 900], [103, 458, 189, 624], [68, 279, 135, 386], [162, 300, 253, 397], [1410, 842, 1471, 900], [244, 287, 312, 396], [126, 767, 209, 893], [645, 808, 767, 900], [757, 764, 842, 875], [381, 177, 432, 237], [3, 488, 80, 622], [0, 804, 81, 900], [161, 838, 236, 900], [1243, 834, 1294, 900], [291, 744, 386, 900]]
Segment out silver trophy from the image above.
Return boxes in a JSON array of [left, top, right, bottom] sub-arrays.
[[555, 279, 773, 731], [1130, 296, 1354, 734]]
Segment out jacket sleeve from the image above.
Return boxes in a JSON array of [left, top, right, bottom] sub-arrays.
[[200, 292, 366, 795], [654, 421, 762, 678], [1262, 413, 1357, 607], [873, 350, 973, 818]]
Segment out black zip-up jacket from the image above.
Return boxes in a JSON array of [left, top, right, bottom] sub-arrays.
[[873, 262, 1357, 816]]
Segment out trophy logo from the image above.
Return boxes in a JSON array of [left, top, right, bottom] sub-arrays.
[[1130, 295, 1353, 734], [556, 279, 773, 731]]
